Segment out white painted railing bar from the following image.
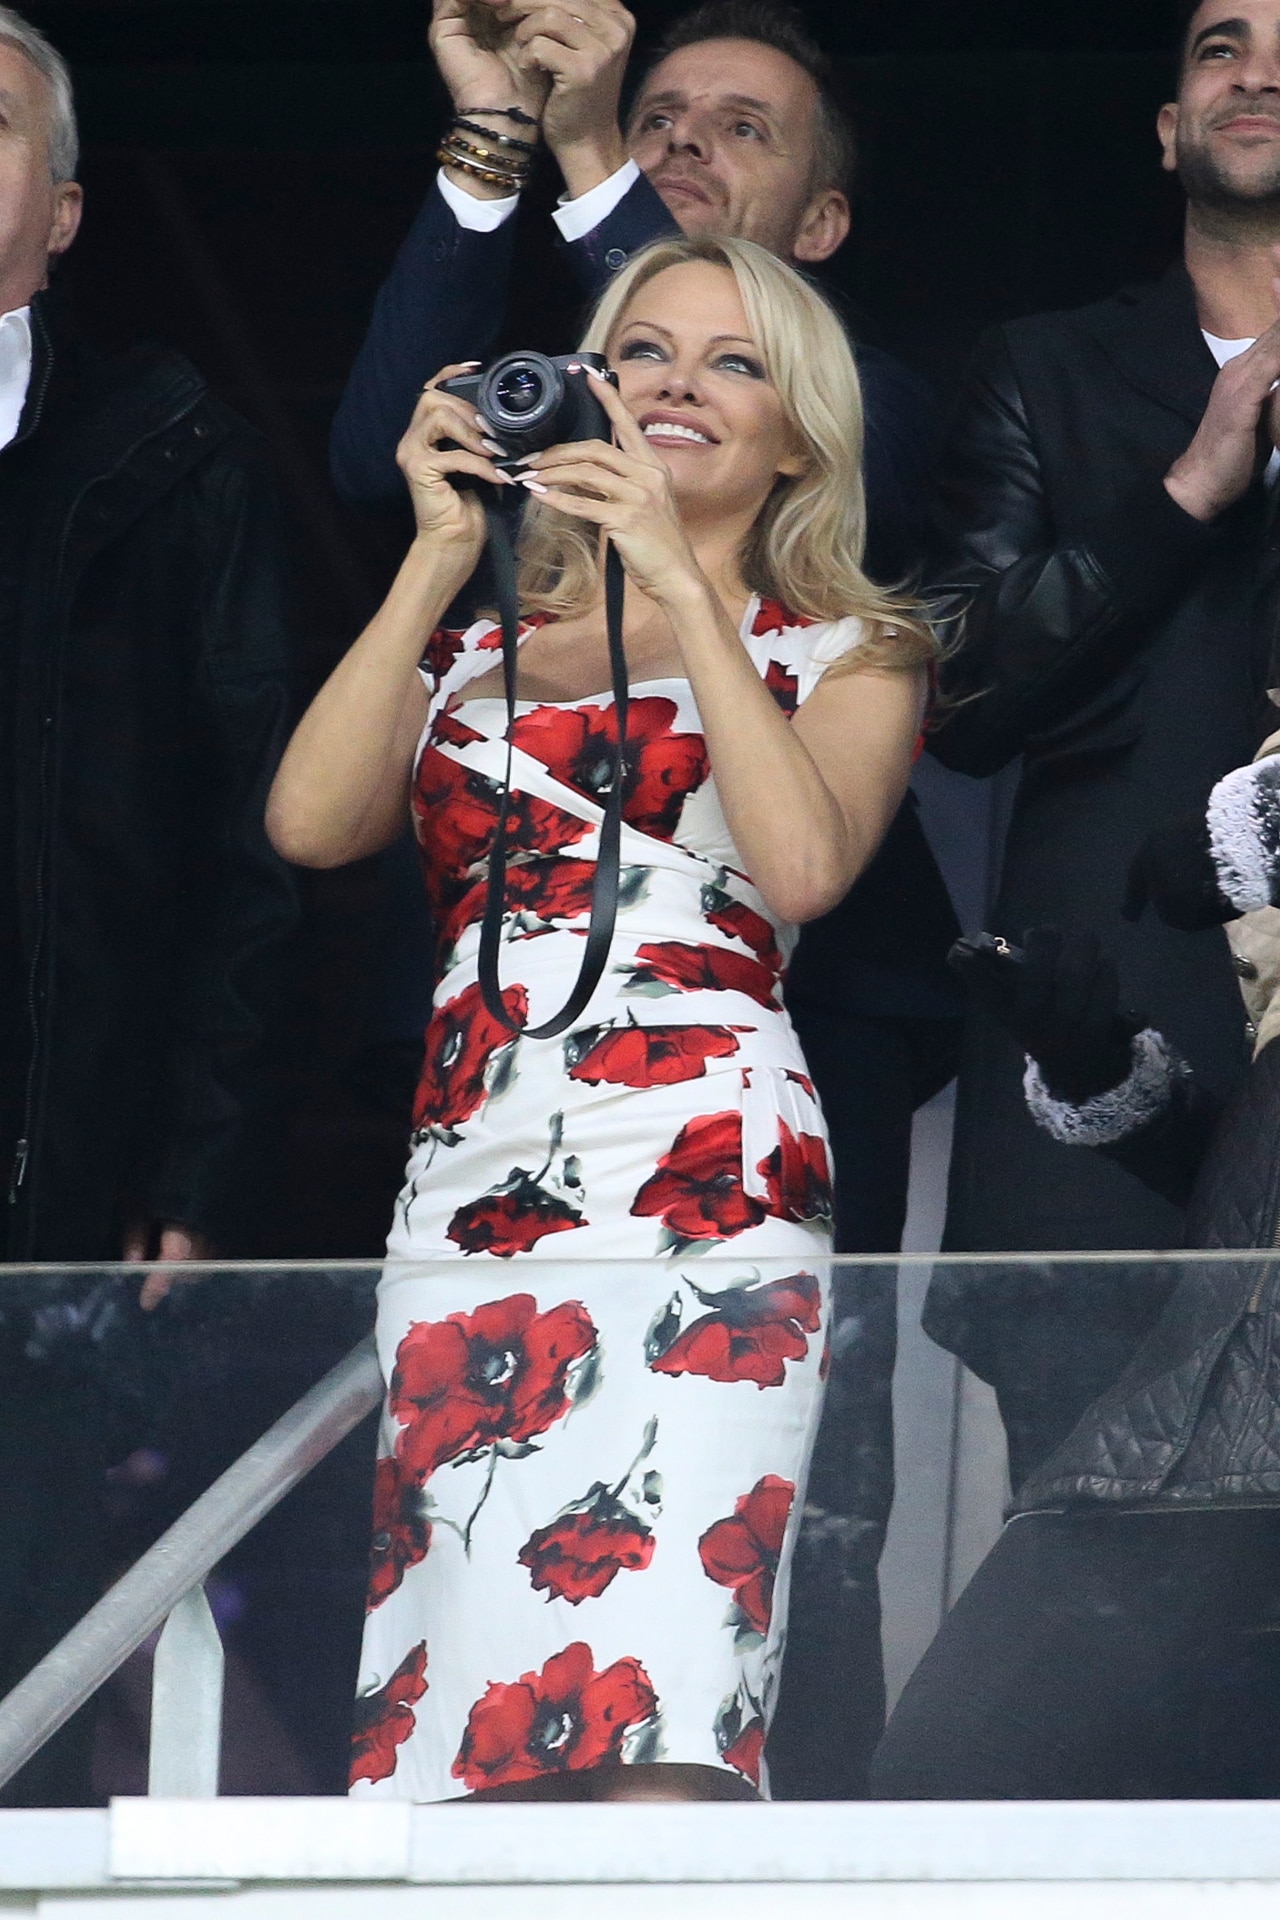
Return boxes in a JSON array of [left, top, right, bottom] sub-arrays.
[[0, 1332, 381, 1792], [147, 1584, 226, 1798]]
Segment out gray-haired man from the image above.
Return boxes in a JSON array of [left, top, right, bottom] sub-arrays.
[[0, 8, 296, 1801]]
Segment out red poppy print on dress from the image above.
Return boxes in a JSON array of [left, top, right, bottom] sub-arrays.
[[349, 1642, 428, 1787], [752, 598, 818, 637], [722, 1717, 765, 1788], [436, 857, 599, 963], [447, 1176, 584, 1257], [511, 697, 709, 842], [565, 1021, 741, 1089], [763, 657, 799, 717], [519, 1501, 656, 1604], [756, 1121, 833, 1225], [647, 1270, 822, 1388], [701, 882, 783, 972], [412, 981, 527, 1137], [631, 1110, 765, 1250], [506, 856, 597, 925], [713, 1680, 767, 1788], [391, 1293, 598, 1480], [422, 625, 468, 687], [447, 1111, 588, 1257], [413, 751, 592, 912], [366, 1455, 433, 1611], [518, 1419, 660, 1605], [625, 941, 780, 1010], [698, 1475, 795, 1639], [452, 1642, 659, 1790], [434, 708, 485, 750]]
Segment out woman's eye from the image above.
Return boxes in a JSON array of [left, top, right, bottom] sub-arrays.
[[641, 111, 673, 131], [1200, 40, 1235, 58], [731, 120, 763, 140], [715, 353, 766, 378], [618, 339, 667, 362]]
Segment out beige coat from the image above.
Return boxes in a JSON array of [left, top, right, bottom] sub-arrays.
[[1226, 723, 1280, 1059]]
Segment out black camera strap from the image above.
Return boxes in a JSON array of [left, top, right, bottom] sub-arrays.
[[477, 500, 629, 1039]]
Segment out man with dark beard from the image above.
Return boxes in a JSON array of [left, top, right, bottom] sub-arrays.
[[868, 0, 1280, 1802], [926, 0, 1280, 1482]]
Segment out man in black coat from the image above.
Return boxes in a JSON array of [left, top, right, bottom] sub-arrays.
[[329, 0, 961, 1797], [0, 9, 297, 1801], [925, 0, 1280, 1481]]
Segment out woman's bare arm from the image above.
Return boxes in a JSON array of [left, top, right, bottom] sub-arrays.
[[265, 539, 464, 868], [663, 579, 924, 923]]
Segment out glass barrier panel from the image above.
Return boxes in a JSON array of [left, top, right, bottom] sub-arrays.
[[0, 1253, 1274, 1808]]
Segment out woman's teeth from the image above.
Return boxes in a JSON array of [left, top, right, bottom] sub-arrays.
[[643, 422, 711, 444]]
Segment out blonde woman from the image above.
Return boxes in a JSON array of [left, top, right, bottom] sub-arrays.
[[268, 235, 938, 1804]]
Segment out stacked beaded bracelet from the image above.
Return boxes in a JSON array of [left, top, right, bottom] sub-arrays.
[[439, 105, 540, 191]]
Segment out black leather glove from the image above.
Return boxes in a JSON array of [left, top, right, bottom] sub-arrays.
[[948, 926, 1144, 1103], [1123, 812, 1239, 931]]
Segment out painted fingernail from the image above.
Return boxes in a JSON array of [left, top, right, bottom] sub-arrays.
[[585, 365, 608, 380], [520, 478, 549, 493], [474, 412, 489, 429], [481, 438, 506, 456], [513, 452, 541, 466]]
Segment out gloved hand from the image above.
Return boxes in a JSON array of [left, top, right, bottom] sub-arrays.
[[1123, 811, 1239, 931], [948, 926, 1144, 1103]]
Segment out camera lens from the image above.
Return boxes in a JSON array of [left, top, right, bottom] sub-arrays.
[[494, 366, 545, 417], [482, 353, 562, 438]]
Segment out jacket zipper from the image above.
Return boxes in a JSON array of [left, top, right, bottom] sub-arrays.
[[7, 360, 206, 1231]]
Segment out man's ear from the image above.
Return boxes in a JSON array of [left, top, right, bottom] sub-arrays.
[[46, 181, 82, 266], [1158, 102, 1180, 176], [791, 188, 851, 266]]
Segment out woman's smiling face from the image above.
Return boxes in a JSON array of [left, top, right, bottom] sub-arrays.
[[607, 260, 806, 523]]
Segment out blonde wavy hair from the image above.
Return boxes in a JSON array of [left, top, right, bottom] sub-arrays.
[[516, 234, 938, 675]]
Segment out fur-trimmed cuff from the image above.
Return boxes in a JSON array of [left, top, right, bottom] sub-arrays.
[[1207, 757, 1280, 913], [1023, 1029, 1187, 1146]]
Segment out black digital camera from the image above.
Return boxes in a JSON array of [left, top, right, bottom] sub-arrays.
[[442, 350, 617, 466]]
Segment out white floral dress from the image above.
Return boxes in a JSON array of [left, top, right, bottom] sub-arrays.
[[351, 597, 865, 1802]]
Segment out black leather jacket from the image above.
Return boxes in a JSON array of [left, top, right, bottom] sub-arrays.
[[1, 298, 297, 1261]]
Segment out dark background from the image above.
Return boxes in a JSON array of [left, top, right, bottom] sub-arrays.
[[19, 0, 1197, 1263]]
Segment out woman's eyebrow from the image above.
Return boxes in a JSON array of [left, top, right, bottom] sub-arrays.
[[616, 324, 758, 348]]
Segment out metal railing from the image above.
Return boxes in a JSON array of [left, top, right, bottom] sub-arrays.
[[0, 1333, 382, 1796]]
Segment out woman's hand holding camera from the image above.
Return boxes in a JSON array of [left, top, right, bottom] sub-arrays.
[[517, 368, 708, 611], [397, 363, 516, 560]]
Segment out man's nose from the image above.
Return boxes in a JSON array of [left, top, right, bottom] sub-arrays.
[[666, 112, 713, 161], [1233, 51, 1280, 93]]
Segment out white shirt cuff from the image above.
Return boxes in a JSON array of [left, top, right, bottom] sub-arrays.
[[436, 167, 519, 232], [552, 159, 641, 243]]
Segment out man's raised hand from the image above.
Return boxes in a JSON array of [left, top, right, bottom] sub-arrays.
[[493, 0, 634, 196], [429, 0, 549, 128], [1166, 250, 1280, 523]]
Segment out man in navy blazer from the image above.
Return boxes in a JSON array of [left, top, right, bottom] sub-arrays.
[[331, 0, 961, 1798], [331, 0, 935, 590]]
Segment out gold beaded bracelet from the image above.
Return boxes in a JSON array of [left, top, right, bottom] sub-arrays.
[[437, 143, 531, 191], [446, 131, 529, 176]]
